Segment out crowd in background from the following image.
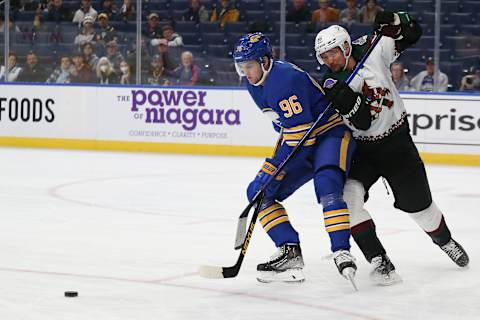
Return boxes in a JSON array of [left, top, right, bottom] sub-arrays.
[[0, 0, 479, 91]]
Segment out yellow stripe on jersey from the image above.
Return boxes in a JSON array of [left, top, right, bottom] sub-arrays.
[[264, 216, 290, 232], [283, 115, 344, 147], [339, 131, 352, 171]]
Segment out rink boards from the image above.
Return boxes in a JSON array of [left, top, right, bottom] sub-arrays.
[[0, 83, 479, 165]]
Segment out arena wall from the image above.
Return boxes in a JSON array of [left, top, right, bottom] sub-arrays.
[[0, 83, 479, 165]]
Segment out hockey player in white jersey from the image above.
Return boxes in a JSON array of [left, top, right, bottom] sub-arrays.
[[314, 11, 469, 285]]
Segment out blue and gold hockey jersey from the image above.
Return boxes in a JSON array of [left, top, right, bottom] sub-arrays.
[[247, 60, 345, 164]]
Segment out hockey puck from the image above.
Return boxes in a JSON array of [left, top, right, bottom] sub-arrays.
[[64, 291, 78, 297]]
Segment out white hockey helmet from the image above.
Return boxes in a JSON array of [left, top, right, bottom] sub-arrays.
[[314, 25, 352, 66]]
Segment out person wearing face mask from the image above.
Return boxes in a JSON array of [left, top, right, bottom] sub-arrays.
[[95, 56, 118, 84], [119, 60, 132, 84]]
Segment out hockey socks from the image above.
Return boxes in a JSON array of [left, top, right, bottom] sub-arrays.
[[258, 201, 299, 247], [351, 219, 386, 262], [408, 201, 451, 246]]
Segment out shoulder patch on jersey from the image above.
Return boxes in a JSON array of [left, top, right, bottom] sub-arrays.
[[323, 78, 337, 89], [352, 35, 368, 45]]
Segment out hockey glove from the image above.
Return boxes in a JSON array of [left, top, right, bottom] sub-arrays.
[[374, 11, 402, 38], [324, 81, 372, 130], [247, 158, 286, 202]]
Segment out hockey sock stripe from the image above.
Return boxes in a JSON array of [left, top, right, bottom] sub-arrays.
[[264, 216, 290, 232], [258, 203, 284, 221], [326, 223, 350, 233], [325, 214, 350, 226], [260, 209, 287, 226], [324, 208, 349, 218]]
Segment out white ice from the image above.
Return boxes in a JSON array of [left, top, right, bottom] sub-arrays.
[[0, 147, 478, 320]]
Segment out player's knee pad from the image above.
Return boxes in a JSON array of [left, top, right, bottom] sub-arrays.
[[314, 166, 345, 203], [343, 179, 373, 227]]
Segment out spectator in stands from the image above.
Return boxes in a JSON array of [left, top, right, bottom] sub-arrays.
[[359, 0, 383, 24], [286, 0, 311, 23], [119, 0, 136, 22], [390, 62, 411, 91], [119, 60, 132, 84], [210, 0, 240, 28], [46, 56, 76, 83], [47, 0, 72, 22], [71, 53, 94, 83], [95, 56, 118, 84], [171, 51, 200, 86], [312, 0, 340, 24], [0, 16, 20, 33], [144, 12, 163, 40], [145, 54, 171, 86], [105, 40, 124, 73], [340, 0, 360, 24], [74, 15, 97, 47], [0, 53, 22, 82], [82, 42, 99, 70], [161, 25, 184, 48], [460, 67, 480, 92], [96, 13, 118, 47], [157, 38, 176, 72], [73, 0, 98, 26], [99, 0, 118, 20], [183, 0, 209, 24], [17, 52, 48, 83], [410, 57, 449, 92]]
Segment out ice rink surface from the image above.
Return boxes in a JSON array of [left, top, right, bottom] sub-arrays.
[[0, 147, 478, 320]]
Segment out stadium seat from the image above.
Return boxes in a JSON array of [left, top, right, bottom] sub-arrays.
[[444, 12, 475, 25], [244, 10, 266, 22], [170, 0, 190, 11], [182, 32, 203, 46], [224, 22, 249, 34], [175, 21, 199, 34], [285, 33, 303, 46], [206, 44, 231, 58], [286, 46, 315, 60], [411, 1, 435, 13], [238, 0, 265, 11], [385, 0, 412, 12], [202, 33, 227, 46], [200, 22, 222, 33]]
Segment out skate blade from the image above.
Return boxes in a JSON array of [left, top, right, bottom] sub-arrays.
[[256, 269, 305, 283], [342, 267, 358, 291], [370, 270, 402, 286]]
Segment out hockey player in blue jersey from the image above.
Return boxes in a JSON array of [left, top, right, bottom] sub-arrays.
[[233, 32, 357, 284]]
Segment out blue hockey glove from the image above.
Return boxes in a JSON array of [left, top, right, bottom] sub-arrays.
[[246, 158, 286, 202]]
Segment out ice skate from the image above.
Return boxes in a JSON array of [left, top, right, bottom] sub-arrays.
[[440, 238, 469, 267], [333, 250, 358, 290], [370, 254, 402, 286], [256, 243, 305, 283]]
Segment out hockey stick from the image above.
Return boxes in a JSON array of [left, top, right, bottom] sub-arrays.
[[199, 34, 383, 279], [234, 130, 284, 249]]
